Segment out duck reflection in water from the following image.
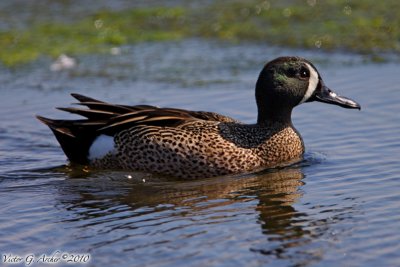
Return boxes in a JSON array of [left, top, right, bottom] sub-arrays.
[[54, 165, 323, 260]]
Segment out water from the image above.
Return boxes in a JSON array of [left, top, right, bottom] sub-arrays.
[[1, 40, 400, 267]]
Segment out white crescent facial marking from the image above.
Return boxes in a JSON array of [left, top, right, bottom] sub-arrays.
[[299, 63, 319, 104], [88, 135, 116, 161]]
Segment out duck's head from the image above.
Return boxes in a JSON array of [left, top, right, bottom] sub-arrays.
[[255, 56, 360, 124]]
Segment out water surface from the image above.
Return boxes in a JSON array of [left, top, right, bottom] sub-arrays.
[[1, 40, 400, 267]]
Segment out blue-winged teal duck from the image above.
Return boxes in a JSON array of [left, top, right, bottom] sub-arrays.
[[37, 56, 360, 178]]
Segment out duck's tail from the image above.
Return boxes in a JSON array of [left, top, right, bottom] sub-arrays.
[[36, 115, 97, 164], [35, 93, 120, 164]]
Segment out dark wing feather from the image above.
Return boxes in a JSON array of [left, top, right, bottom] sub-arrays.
[[71, 93, 104, 103], [75, 101, 157, 114], [70, 93, 238, 124], [98, 108, 196, 134], [56, 107, 116, 120]]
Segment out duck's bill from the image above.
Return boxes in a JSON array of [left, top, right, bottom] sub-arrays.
[[310, 83, 361, 110]]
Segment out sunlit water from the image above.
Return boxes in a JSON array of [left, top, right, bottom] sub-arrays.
[[1, 40, 400, 267]]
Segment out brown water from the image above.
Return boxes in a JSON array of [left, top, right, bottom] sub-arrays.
[[1, 40, 400, 267]]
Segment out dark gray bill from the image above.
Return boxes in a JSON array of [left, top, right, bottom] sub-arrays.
[[309, 81, 361, 110]]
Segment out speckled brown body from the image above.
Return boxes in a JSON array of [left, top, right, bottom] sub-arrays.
[[91, 121, 304, 178]]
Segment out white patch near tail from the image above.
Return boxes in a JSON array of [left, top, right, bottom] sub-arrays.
[[299, 63, 319, 104], [88, 135, 116, 161]]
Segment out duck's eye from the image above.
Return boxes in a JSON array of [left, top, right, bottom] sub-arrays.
[[300, 67, 310, 79]]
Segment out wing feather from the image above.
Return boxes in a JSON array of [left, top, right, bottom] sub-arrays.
[[39, 93, 239, 139]]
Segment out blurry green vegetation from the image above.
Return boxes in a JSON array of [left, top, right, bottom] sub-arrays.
[[1, 0, 399, 66]]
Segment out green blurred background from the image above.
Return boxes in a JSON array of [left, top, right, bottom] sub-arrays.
[[1, 0, 399, 66]]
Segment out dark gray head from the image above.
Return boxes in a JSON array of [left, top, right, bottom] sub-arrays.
[[255, 56, 360, 124]]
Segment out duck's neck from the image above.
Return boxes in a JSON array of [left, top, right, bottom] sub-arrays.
[[257, 105, 293, 126]]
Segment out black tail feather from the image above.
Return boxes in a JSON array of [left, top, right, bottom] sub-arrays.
[[36, 115, 96, 164]]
